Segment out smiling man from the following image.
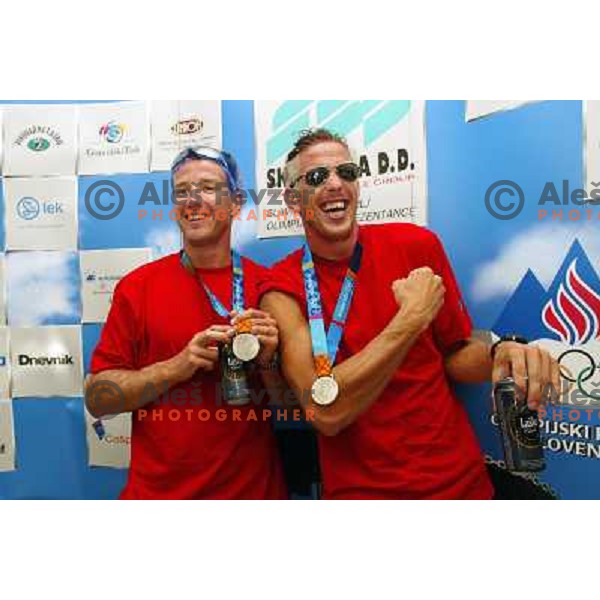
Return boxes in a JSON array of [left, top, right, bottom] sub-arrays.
[[85, 146, 287, 500], [259, 128, 560, 500]]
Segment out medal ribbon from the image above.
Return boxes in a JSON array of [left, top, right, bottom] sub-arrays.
[[180, 250, 247, 327], [302, 242, 363, 376]]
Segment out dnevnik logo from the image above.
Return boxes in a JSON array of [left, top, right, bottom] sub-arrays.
[[266, 100, 413, 166], [18, 353, 74, 366], [14, 125, 64, 151]]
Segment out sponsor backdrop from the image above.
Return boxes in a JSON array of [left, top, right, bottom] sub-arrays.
[[0, 100, 595, 499], [254, 101, 427, 238]]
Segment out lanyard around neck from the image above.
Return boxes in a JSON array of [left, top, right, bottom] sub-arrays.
[[180, 250, 245, 317], [302, 242, 363, 375]]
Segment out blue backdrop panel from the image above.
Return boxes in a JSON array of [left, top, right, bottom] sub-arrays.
[[427, 100, 588, 498], [427, 100, 582, 325]]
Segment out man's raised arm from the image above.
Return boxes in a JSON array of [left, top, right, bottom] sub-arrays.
[[261, 267, 445, 436]]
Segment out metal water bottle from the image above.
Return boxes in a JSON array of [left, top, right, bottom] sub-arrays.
[[219, 342, 251, 406], [493, 377, 545, 472]]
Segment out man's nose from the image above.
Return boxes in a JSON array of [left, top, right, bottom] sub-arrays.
[[324, 169, 343, 190], [184, 189, 214, 207], [181, 195, 202, 210]]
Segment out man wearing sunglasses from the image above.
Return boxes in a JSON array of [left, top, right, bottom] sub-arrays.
[[85, 146, 287, 500], [259, 128, 560, 500]]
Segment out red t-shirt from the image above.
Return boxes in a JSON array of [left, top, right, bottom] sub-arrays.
[[90, 253, 287, 500], [259, 223, 493, 500]]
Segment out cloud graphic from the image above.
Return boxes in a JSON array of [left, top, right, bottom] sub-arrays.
[[233, 204, 258, 253], [7, 251, 80, 325], [471, 223, 600, 302], [144, 225, 181, 259]]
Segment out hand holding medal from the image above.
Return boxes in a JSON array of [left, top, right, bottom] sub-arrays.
[[231, 311, 260, 362], [181, 250, 264, 404], [231, 308, 279, 365]]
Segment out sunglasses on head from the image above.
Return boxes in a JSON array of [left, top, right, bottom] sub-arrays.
[[171, 145, 240, 192], [290, 162, 361, 188]]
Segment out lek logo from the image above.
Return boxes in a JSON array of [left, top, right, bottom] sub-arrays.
[[494, 240, 600, 403], [266, 100, 413, 166]]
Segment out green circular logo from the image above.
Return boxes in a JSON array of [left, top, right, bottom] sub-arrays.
[[27, 137, 50, 152]]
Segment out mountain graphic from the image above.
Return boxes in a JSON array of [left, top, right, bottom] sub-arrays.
[[493, 240, 600, 342], [493, 269, 547, 339]]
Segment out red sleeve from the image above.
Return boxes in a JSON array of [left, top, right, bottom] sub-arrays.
[[256, 252, 305, 306], [90, 279, 141, 373], [427, 232, 473, 354]]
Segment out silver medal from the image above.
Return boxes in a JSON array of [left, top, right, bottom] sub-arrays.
[[232, 332, 260, 362], [311, 375, 339, 406]]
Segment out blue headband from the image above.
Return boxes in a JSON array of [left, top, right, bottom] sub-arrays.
[[171, 146, 241, 193]]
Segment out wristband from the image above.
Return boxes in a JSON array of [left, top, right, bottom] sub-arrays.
[[490, 334, 528, 360]]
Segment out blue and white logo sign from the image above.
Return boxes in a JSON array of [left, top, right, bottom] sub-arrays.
[[254, 100, 428, 238], [4, 177, 78, 251], [16, 197, 40, 221]]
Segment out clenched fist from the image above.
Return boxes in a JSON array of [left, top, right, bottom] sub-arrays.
[[391, 267, 446, 333]]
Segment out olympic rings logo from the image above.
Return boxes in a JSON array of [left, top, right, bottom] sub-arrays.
[[557, 349, 600, 403]]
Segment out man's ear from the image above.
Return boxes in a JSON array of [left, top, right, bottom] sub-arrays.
[[283, 185, 302, 212], [230, 190, 246, 219], [283, 159, 306, 215]]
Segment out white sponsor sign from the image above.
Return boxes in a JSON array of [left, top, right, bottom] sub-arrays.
[[85, 410, 131, 468], [4, 177, 78, 250], [0, 109, 3, 174], [0, 255, 5, 326], [254, 100, 427, 238], [0, 327, 9, 398], [150, 100, 222, 172], [465, 100, 542, 122], [80, 248, 152, 323], [11, 325, 83, 397], [0, 399, 16, 472], [78, 101, 150, 175], [2, 105, 78, 176], [584, 101, 600, 189]]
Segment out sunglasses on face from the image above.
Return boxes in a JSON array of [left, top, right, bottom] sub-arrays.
[[291, 162, 361, 188]]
